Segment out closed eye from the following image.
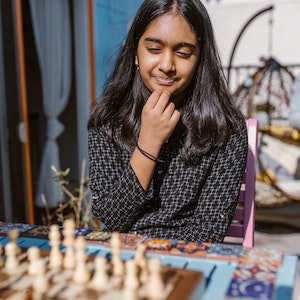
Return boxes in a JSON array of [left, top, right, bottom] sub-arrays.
[[147, 47, 162, 54], [176, 50, 193, 58]]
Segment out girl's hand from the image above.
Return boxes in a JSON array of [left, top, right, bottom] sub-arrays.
[[138, 90, 181, 156]]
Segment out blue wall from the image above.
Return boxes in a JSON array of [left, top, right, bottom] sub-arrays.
[[93, 0, 144, 98]]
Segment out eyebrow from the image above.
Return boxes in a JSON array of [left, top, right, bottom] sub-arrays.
[[144, 37, 197, 49]]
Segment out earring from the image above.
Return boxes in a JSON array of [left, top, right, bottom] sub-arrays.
[[135, 56, 139, 71]]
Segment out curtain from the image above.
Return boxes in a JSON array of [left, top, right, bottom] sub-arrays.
[[0, 5, 12, 220], [29, 0, 72, 207], [73, 0, 90, 178]]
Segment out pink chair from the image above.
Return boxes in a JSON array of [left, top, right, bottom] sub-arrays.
[[224, 118, 258, 248]]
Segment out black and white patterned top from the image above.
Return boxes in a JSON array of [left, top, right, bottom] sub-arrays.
[[88, 124, 248, 243]]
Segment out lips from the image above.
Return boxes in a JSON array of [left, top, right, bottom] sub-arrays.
[[155, 76, 176, 86]]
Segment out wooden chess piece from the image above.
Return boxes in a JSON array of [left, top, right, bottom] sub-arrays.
[[27, 246, 41, 276], [110, 232, 125, 277], [73, 236, 91, 284], [124, 259, 139, 290], [49, 224, 63, 270], [4, 241, 19, 272], [91, 256, 109, 291], [146, 258, 165, 300], [62, 219, 76, 270], [8, 228, 21, 255], [134, 243, 148, 283], [32, 259, 49, 299]]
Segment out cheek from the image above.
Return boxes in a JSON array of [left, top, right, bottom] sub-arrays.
[[138, 66, 154, 91], [139, 56, 158, 72], [181, 63, 198, 81]]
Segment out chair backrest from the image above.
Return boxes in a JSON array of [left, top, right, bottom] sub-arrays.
[[224, 118, 258, 248]]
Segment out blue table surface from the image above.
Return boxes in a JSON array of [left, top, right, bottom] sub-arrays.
[[0, 235, 298, 300]]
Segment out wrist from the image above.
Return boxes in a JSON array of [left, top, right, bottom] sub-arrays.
[[136, 144, 164, 163], [137, 139, 162, 158]]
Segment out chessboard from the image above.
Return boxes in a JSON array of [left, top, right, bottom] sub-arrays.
[[0, 221, 204, 300]]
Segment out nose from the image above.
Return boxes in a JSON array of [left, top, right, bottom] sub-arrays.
[[158, 51, 175, 74]]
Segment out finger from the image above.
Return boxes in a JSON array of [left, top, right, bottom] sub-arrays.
[[144, 90, 163, 109], [170, 109, 181, 124], [154, 91, 171, 112], [162, 101, 176, 118]]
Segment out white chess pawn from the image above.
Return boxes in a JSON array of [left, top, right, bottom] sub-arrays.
[[8, 228, 21, 255], [122, 259, 139, 300], [62, 219, 76, 269], [91, 256, 109, 291], [4, 241, 19, 272], [73, 236, 90, 284], [49, 224, 63, 270], [110, 232, 122, 256], [110, 232, 125, 276], [124, 259, 139, 290], [146, 258, 165, 300], [27, 246, 41, 275], [134, 243, 148, 283], [32, 259, 49, 297], [112, 255, 125, 277]]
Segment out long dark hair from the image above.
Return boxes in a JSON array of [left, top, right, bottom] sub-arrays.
[[88, 0, 245, 164]]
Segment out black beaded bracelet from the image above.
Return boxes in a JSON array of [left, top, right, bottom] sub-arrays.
[[136, 144, 164, 163]]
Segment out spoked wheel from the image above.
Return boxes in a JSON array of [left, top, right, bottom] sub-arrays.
[[233, 57, 293, 123], [232, 57, 300, 205]]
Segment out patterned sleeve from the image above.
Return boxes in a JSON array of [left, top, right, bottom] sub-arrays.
[[88, 126, 152, 232], [190, 125, 248, 243]]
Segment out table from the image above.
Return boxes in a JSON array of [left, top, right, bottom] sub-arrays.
[[0, 222, 298, 299]]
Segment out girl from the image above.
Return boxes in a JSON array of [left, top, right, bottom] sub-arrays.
[[88, 0, 248, 243]]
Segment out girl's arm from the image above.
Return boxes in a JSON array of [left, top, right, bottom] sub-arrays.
[[189, 126, 248, 243], [130, 90, 180, 190], [89, 127, 150, 232]]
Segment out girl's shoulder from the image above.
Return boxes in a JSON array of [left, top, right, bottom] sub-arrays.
[[230, 121, 248, 146], [89, 123, 124, 148], [88, 123, 114, 142], [89, 123, 121, 135], [89, 123, 108, 136]]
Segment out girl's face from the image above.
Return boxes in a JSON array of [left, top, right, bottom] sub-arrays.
[[136, 12, 200, 105]]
